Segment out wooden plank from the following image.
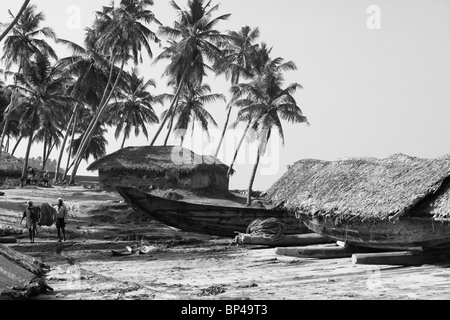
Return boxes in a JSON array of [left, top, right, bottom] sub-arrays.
[[275, 245, 373, 259], [235, 233, 332, 247], [0, 237, 17, 244], [352, 250, 450, 266]]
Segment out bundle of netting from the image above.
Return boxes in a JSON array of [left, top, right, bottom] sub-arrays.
[[245, 218, 285, 242]]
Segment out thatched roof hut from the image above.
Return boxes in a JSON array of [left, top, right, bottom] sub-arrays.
[[266, 153, 450, 223], [87, 146, 232, 191], [0, 152, 23, 178]]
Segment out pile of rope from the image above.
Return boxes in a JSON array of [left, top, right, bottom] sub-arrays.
[[232, 218, 285, 245]]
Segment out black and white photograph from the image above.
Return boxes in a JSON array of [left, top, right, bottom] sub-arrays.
[[0, 0, 450, 307]]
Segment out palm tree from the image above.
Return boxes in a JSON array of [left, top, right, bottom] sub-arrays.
[[232, 56, 308, 205], [54, 32, 112, 182], [1, 4, 57, 70], [69, 0, 160, 184], [0, 0, 31, 42], [213, 26, 260, 157], [0, 4, 57, 159], [9, 52, 74, 187], [225, 43, 272, 176], [33, 112, 65, 170], [164, 83, 224, 146], [71, 124, 108, 166], [105, 69, 160, 149], [150, 0, 230, 146]]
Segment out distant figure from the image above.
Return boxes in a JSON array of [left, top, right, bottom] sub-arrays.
[[21, 200, 41, 243], [26, 167, 35, 185], [53, 198, 68, 242], [43, 171, 50, 187]]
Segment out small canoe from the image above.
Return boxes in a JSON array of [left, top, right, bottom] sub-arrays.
[[116, 186, 310, 238]]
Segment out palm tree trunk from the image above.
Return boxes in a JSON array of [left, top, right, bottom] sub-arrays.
[[43, 138, 55, 170], [163, 116, 174, 146], [11, 135, 23, 156], [0, 0, 31, 42], [54, 106, 77, 182], [121, 134, 127, 149], [0, 67, 22, 159], [0, 100, 12, 159], [62, 115, 77, 182], [227, 120, 251, 176], [179, 135, 185, 147], [163, 95, 179, 146], [246, 149, 261, 206], [73, 54, 117, 161], [5, 135, 9, 153], [214, 101, 233, 158], [20, 128, 35, 188], [214, 76, 238, 158], [70, 60, 125, 184], [42, 135, 47, 170], [150, 75, 186, 147]]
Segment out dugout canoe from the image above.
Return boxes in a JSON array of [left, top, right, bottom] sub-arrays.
[[116, 186, 310, 237], [266, 153, 450, 250]]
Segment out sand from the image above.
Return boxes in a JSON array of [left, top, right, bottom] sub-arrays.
[[1, 185, 450, 300]]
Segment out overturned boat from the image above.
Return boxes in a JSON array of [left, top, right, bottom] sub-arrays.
[[116, 186, 310, 237], [266, 154, 450, 250]]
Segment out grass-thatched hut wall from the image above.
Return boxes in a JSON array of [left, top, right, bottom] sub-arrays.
[[87, 146, 232, 192], [266, 153, 450, 223], [0, 153, 23, 182]]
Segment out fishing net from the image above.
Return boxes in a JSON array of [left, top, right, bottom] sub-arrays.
[[246, 218, 285, 241], [232, 218, 285, 245], [38, 203, 56, 227]]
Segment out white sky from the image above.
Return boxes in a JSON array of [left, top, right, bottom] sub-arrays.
[[1, 0, 450, 191]]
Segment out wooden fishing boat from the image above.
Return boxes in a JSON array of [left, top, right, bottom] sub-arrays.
[[301, 217, 450, 250], [266, 154, 450, 250], [116, 186, 310, 237]]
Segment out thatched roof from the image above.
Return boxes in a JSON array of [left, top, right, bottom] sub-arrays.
[[266, 153, 450, 222], [0, 153, 23, 176], [87, 146, 232, 175]]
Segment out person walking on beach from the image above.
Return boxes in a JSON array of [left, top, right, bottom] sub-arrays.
[[53, 198, 68, 242], [26, 167, 35, 185], [20, 200, 41, 243], [43, 170, 50, 187]]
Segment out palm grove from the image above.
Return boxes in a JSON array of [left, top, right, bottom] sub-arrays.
[[0, 0, 308, 205]]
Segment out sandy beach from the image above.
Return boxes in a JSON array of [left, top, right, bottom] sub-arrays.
[[0, 184, 449, 300]]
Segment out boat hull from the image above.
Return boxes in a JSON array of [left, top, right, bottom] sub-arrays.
[[302, 216, 450, 249], [116, 186, 310, 237]]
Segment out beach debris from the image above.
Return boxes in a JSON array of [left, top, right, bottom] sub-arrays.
[[198, 285, 226, 296], [0, 224, 22, 237], [111, 240, 156, 257]]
